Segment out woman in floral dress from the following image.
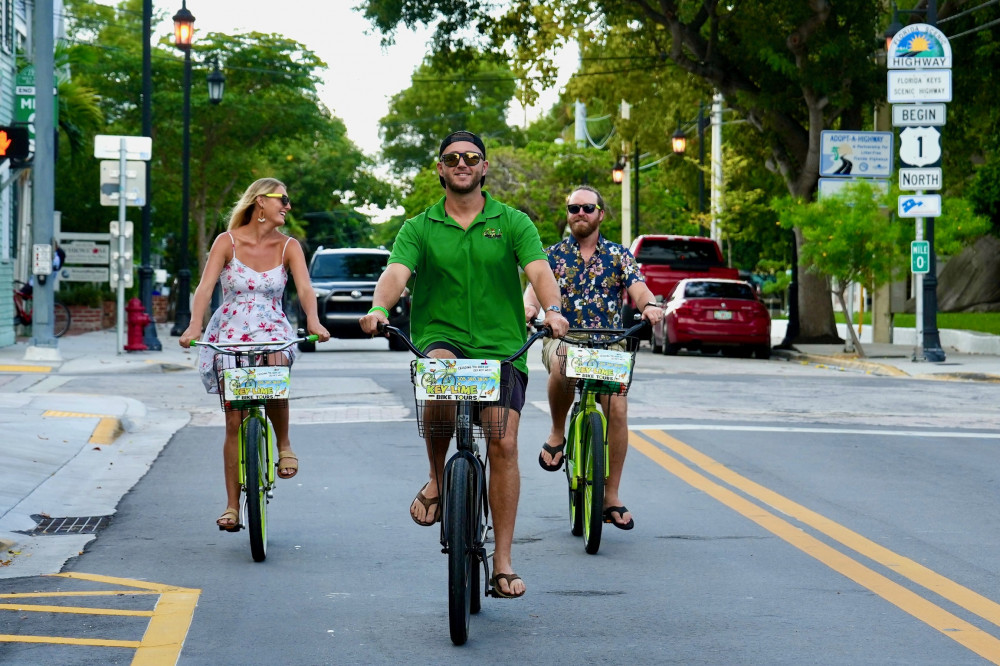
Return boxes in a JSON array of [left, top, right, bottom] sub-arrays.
[[179, 177, 329, 531]]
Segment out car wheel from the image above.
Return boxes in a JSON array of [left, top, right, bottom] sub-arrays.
[[298, 339, 316, 353], [701, 346, 720, 356], [754, 344, 771, 360], [651, 337, 663, 354], [664, 342, 681, 356]]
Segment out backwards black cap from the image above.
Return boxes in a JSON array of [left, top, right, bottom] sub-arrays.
[[439, 130, 486, 158]]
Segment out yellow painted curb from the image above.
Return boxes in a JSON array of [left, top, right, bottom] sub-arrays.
[[42, 411, 124, 445]]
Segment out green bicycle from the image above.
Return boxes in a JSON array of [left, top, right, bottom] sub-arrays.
[[191, 332, 319, 562], [560, 320, 648, 554]]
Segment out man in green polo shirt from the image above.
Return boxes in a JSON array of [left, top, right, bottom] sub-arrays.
[[360, 130, 568, 599]]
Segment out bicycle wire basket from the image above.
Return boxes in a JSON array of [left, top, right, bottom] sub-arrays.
[[214, 349, 292, 413], [409, 359, 514, 440], [556, 335, 638, 397]]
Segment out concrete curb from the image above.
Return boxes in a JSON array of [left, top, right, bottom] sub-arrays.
[[771, 349, 912, 378]]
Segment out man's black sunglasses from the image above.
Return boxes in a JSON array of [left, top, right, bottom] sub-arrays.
[[263, 193, 290, 206], [440, 151, 483, 167], [567, 203, 601, 214]]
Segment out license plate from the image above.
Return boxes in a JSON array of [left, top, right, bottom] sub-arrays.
[[713, 310, 733, 320]]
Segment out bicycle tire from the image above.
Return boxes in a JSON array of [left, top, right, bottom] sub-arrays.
[[53, 302, 71, 338], [583, 412, 605, 555], [566, 427, 583, 537], [470, 551, 482, 615], [446, 456, 474, 646], [244, 417, 268, 562]]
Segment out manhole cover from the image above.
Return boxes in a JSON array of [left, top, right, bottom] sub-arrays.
[[17, 514, 112, 536]]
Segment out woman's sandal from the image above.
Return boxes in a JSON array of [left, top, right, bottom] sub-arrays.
[[410, 482, 441, 526], [216, 508, 240, 532], [489, 572, 525, 599], [277, 450, 299, 479]]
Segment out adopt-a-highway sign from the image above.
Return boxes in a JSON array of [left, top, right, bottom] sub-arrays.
[[819, 131, 893, 178]]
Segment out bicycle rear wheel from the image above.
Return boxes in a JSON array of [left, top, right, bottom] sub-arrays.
[[583, 412, 605, 555], [53, 303, 71, 338], [446, 456, 475, 646], [244, 417, 268, 562]]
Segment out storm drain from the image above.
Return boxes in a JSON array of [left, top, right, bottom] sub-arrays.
[[17, 514, 112, 536]]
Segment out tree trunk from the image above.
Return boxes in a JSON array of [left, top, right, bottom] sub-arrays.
[[793, 226, 841, 345], [835, 286, 866, 358]]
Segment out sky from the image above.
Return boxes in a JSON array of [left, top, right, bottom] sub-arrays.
[[93, 1, 576, 159]]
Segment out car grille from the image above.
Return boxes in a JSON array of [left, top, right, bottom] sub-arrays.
[[324, 288, 375, 315]]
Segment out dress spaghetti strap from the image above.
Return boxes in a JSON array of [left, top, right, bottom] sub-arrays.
[[227, 231, 237, 261], [281, 235, 293, 265]]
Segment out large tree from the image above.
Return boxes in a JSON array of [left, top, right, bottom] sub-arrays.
[[361, 0, 889, 342]]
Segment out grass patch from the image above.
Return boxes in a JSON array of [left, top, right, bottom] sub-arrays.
[[833, 312, 1000, 336]]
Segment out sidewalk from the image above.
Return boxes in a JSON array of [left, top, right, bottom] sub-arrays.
[[1, 321, 999, 579], [770, 320, 1000, 382], [0, 324, 192, 578]]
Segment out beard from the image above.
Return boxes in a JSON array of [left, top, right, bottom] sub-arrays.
[[443, 170, 481, 195], [569, 216, 601, 239]]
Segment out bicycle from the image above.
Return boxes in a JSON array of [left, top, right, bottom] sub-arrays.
[[378, 322, 550, 646], [13, 281, 71, 337], [557, 320, 648, 555], [190, 331, 320, 562]]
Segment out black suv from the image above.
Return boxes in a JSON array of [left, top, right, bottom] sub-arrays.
[[298, 247, 410, 352]]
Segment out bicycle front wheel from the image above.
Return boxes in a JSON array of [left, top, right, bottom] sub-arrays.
[[583, 412, 605, 555], [53, 302, 71, 338], [446, 456, 475, 646], [243, 417, 268, 562], [565, 428, 583, 537]]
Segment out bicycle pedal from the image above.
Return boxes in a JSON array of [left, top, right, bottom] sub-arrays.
[[266, 491, 274, 499]]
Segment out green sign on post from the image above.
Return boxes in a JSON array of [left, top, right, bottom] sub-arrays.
[[14, 65, 58, 165], [911, 240, 930, 274]]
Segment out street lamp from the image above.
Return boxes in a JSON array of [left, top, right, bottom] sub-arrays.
[[207, 59, 225, 104], [611, 148, 640, 240], [672, 102, 709, 228], [170, 1, 194, 336]]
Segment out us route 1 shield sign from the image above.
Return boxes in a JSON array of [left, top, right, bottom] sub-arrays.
[[898, 126, 942, 168]]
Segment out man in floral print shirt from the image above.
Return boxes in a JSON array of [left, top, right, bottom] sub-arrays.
[[524, 185, 662, 530]]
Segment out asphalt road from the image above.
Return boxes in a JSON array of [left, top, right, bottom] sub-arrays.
[[3, 340, 1000, 664]]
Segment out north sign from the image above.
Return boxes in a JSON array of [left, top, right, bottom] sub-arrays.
[[892, 103, 946, 127], [899, 168, 942, 191]]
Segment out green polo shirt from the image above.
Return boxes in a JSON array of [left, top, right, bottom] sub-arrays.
[[389, 191, 547, 374]]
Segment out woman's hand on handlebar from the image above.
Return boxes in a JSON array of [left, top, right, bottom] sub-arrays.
[[306, 320, 332, 343], [178, 326, 202, 349]]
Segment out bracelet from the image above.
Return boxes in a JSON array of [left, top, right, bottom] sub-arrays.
[[641, 302, 657, 310], [368, 306, 390, 318]]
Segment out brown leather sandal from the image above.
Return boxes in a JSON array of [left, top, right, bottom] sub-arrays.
[[410, 482, 441, 526], [277, 450, 298, 478], [217, 507, 240, 532], [489, 573, 525, 598]]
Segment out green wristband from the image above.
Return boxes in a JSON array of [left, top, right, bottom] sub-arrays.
[[368, 306, 390, 318]]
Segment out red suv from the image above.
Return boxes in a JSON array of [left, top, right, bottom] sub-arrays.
[[625, 235, 739, 317]]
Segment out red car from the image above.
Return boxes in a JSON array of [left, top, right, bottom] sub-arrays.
[[652, 278, 771, 359]]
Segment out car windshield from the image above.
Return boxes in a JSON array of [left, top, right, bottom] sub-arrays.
[[311, 253, 387, 280], [634, 239, 723, 268], [684, 281, 755, 300]]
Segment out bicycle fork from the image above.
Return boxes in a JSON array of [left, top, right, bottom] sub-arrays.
[[566, 395, 609, 489], [239, 412, 276, 496]]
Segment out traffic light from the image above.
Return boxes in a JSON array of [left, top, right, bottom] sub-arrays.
[[0, 125, 30, 163]]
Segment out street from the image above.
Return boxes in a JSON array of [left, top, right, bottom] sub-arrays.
[[2, 338, 1000, 664]]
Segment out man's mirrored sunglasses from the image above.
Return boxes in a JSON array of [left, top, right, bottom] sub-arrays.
[[263, 193, 290, 206], [567, 203, 601, 214], [440, 151, 484, 167]]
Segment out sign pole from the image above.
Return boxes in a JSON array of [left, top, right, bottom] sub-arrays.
[[914, 218, 924, 361], [117, 139, 128, 354]]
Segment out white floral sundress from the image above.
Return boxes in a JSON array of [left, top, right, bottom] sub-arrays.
[[198, 232, 299, 393]]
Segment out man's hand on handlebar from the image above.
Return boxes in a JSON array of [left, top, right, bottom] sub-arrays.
[[359, 310, 387, 336]]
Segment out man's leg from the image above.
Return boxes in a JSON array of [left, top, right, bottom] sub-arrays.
[[601, 394, 633, 528], [541, 343, 574, 467], [411, 348, 456, 525], [488, 409, 525, 596]]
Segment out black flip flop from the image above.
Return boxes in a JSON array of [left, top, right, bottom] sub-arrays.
[[538, 439, 566, 472], [603, 505, 635, 530]]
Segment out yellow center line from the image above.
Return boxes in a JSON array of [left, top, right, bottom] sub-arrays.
[[630, 431, 1000, 664], [0, 634, 141, 648], [0, 603, 154, 616], [640, 430, 1000, 628]]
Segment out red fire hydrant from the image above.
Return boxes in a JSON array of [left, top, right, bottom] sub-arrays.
[[124, 297, 151, 352]]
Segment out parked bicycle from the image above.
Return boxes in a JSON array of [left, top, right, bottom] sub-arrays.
[[379, 321, 550, 646], [13, 280, 71, 338], [190, 332, 320, 562], [557, 320, 648, 554]]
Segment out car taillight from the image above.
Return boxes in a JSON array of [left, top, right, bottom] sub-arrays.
[[675, 304, 694, 317]]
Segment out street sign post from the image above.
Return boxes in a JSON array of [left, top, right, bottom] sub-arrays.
[[99, 160, 147, 207], [93, 135, 152, 161], [911, 240, 930, 274]]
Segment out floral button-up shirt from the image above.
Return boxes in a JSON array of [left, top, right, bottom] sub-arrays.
[[546, 234, 644, 328]]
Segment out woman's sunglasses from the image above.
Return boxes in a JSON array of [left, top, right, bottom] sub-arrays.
[[263, 193, 290, 206], [440, 151, 483, 167], [567, 203, 601, 214]]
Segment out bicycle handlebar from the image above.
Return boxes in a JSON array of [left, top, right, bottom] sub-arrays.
[[376, 322, 552, 362], [189, 328, 320, 354], [563, 319, 650, 347]]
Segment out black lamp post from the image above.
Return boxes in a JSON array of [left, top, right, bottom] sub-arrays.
[[139, 0, 161, 350], [672, 102, 709, 229], [884, 0, 945, 362], [170, 1, 195, 336]]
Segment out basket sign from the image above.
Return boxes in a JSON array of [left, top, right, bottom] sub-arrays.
[[565, 347, 633, 384], [223, 366, 290, 401], [413, 359, 501, 401]]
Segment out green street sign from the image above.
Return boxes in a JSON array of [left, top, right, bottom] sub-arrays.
[[911, 240, 930, 274]]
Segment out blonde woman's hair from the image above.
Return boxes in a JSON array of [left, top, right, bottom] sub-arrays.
[[226, 177, 286, 231]]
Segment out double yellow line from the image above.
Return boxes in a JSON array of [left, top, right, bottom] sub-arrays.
[[632, 430, 1000, 663]]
